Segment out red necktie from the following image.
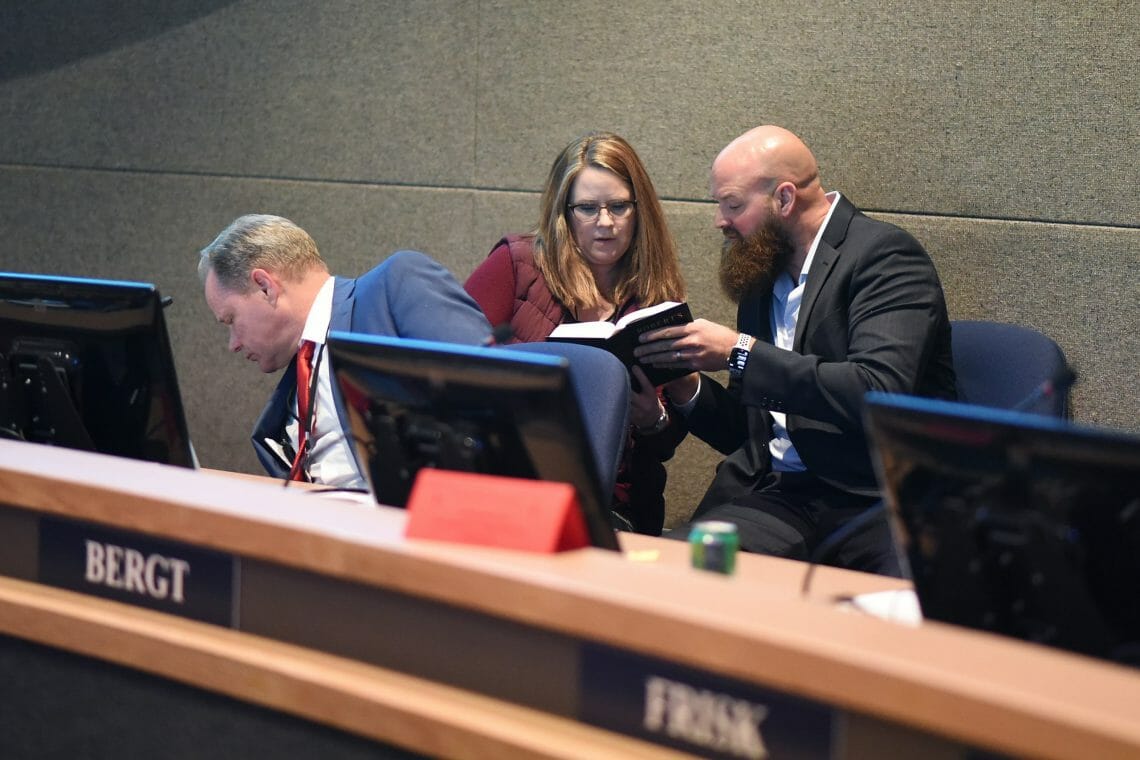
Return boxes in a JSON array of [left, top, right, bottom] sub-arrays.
[[289, 340, 318, 481]]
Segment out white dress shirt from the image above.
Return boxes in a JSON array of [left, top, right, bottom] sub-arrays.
[[768, 191, 841, 471], [285, 277, 367, 489]]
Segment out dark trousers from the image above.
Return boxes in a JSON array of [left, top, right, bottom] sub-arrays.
[[668, 471, 903, 577]]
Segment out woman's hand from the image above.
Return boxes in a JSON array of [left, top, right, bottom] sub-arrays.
[[629, 365, 668, 433]]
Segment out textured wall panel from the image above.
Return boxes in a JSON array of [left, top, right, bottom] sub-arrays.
[[3, 2, 1133, 224], [0, 1, 479, 186], [474, 1, 1138, 225]]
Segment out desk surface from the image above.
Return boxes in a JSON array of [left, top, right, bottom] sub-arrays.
[[3, 441, 1140, 760]]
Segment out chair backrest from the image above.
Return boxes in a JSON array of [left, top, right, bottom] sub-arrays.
[[951, 320, 1071, 417], [504, 342, 631, 499]]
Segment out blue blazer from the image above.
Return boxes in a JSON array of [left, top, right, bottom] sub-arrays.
[[251, 250, 492, 478]]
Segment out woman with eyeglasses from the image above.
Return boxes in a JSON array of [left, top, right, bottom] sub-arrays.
[[464, 131, 687, 535]]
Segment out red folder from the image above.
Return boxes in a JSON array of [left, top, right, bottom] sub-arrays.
[[404, 469, 590, 553]]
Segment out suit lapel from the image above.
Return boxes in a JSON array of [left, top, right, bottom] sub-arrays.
[[329, 276, 355, 332], [794, 243, 837, 352], [793, 196, 855, 352], [251, 361, 300, 475], [326, 276, 357, 438]]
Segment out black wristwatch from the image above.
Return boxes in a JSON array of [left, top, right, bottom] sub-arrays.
[[727, 333, 752, 381]]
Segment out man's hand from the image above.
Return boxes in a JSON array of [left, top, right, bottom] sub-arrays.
[[633, 318, 739, 373]]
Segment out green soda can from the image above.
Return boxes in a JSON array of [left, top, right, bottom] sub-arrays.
[[689, 520, 739, 575]]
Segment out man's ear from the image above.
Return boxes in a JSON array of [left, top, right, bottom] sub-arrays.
[[250, 268, 279, 305], [774, 181, 797, 216]]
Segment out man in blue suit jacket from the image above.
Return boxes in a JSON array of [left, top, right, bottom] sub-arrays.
[[199, 214, 491, 487], [636, 126, 956, 575]]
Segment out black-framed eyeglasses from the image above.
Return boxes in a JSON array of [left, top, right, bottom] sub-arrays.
[[567, 199, 637, 222]]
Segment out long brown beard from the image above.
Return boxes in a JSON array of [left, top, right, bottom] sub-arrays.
[[718, 216, 796, 303]]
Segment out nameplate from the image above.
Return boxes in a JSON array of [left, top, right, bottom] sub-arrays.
[[579, 643, 833, 759], [38, 517, 236, 626]]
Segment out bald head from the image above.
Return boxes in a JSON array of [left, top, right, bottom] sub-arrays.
[[714, 125, 820, 193], [709, 126, 830, 267]]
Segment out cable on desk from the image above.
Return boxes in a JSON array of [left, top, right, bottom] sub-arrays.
[[799, 502, 888, 598]]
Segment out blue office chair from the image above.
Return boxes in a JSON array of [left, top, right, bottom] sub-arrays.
[[951, 320, 1072, 418], [819, 321, 1074, 578], [504, 342, 631, 500]]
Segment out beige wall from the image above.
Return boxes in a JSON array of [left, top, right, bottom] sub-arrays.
[[1, 2, 1136, 526]]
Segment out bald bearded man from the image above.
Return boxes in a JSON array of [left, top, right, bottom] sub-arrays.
[[636, 125, 956, 575]]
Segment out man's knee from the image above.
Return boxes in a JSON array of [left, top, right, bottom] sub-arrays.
[[670, 505, 811, 561]]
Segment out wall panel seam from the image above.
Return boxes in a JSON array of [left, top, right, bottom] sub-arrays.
[[0, 163, 1136, 232]]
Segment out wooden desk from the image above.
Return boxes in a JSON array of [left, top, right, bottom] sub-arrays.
[[2, 440, 1139, 759]]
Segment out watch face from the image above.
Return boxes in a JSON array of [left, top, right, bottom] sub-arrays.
[[728, 346, 749, 378]]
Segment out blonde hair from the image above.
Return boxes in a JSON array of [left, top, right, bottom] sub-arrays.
[[533, 132, 685, 312], [198, 214, 327, 292]]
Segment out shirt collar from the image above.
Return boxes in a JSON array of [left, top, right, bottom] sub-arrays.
[[800, 191, 841, 284], [300, 276, 335, 346], [775, 190, 841, 295]]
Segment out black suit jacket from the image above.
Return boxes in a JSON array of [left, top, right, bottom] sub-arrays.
[[688, 195, 956, 512]]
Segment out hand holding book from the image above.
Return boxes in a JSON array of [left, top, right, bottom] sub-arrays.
[[547, 301, 693, 387], [634, 316, 749, 378]]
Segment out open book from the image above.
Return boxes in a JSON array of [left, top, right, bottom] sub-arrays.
[[547, 301, 693, 388]]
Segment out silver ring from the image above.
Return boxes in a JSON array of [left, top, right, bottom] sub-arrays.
[[674, 350, 682, 361]]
